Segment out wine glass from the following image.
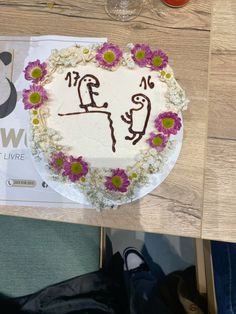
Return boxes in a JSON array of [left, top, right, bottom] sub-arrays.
[[105, 0, 143, 22]]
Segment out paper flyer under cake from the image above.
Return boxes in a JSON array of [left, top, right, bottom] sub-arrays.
[[0, 36, 106, 208]]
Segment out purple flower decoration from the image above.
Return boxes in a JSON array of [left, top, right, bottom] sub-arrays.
[[155, 112, 182, 136], [149, 49, 168, 71], [63, 156, 88, 182], [96, 43, 122, 69], [24, 59, 47, 83], [131, 44, 152, 67], [50, 152, 66, 171], [105, 168, 130, 193], [22, 84, 48, 110], [146, 132, 168, 151]]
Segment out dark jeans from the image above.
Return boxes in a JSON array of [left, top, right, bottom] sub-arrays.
[[212, 241, 236, 314]]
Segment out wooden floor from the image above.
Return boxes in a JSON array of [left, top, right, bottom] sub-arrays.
[[0, 0, 235, 242]]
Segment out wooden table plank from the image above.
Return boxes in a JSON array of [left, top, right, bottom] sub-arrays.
[[202, 0, 236, 241], [203, 139, 236, 241], [208, 54, 236, 140], [207, 0, 236, 140], [0, 0, 211, 237], [0, 0, 211, 32]]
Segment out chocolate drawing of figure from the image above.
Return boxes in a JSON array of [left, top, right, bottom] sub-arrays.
[[78, 74, 108, 112], [59, 73, 116, 152], [121, 93, 151, 145]]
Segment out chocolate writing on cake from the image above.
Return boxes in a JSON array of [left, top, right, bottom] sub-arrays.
[[59, 72, 116, 152], [139, 75, 154, 90], [121, 93, 151, 145]]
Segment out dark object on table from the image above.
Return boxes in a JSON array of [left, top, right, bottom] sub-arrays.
[[161, 0, 190, 7]]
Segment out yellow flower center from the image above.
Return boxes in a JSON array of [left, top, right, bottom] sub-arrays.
[[161, 70, 166, 76], [136, 50, 146, 60], [152, 136, 163, 146], [152, 56, 163, 67], [31, 67, 42, 79], [32, 118, 39, 125], [83, 48, 90, 54], [162, 117, 174, 129], [56, 158, 64, 167], [29, 92, 41, 104], [71, 162, 82, 174], [103, 51, 116, 63], [111, 175, 122, 188]]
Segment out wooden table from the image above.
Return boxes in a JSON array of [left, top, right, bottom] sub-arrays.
[[202, 0, 236, 243], [0, 0, 235, 242]]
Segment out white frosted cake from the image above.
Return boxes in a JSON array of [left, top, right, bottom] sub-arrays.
[[22, 43, 189, 209]]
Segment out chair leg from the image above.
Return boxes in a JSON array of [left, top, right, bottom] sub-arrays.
[[203, 240, 218, 314], [99, 227, 106, 269], [195, 238, 218, 313], [195, 238, 207, 294]]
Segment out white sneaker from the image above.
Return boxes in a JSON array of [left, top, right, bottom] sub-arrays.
[[123, 247, 149, 273]]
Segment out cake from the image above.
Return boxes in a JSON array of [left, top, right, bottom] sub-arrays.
[[22, 43, 189, 209]]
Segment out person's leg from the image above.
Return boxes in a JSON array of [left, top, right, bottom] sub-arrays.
[[129, 270, 156, 314], [124, 247, 173, 314], [211, 241, 236, 314]]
